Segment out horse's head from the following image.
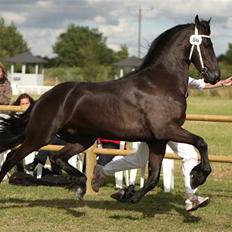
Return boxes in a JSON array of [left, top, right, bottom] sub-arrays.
[[189, 15, 220, 84]]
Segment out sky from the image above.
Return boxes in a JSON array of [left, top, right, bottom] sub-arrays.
[[1, 0, 232, 58]]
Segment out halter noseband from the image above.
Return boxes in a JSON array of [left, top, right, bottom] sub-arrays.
[[188, 26, 210, 70]]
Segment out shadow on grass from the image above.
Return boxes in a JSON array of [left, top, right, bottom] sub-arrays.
[[85, 192, 202, 223], [0, 191, 201, 223], [0, 197, 86, 217]]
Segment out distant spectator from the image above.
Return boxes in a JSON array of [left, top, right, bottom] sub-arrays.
[[12, 93, 34, 108], [11, 93, 35, 173], [0, 63, 12, 109], [0, 63, 12, 180]]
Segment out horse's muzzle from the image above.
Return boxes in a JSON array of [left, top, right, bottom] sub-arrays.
[[202, 67, 220, 85]]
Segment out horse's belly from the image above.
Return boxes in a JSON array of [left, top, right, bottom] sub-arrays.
[[67, 116, 151, 141]]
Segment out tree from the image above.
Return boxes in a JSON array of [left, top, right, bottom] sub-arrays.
[[51, 24, 129, 82], [114, 44, 129, 61], [217, 54, 224, 62], [223, 43, 232, 65], [0, 18, 28, 62], [53, 25, 116, 67]]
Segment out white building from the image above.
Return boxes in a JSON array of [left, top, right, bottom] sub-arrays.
[[113, 56, 142, 78], [7, 51, 48, 95]]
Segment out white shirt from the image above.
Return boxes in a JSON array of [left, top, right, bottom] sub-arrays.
[[188, 76, 206, 89]]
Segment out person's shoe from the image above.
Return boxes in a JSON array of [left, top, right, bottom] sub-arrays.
[[91, 165, 106, 192], [24, 162, 36, 172], [185, 195, 210, 212]]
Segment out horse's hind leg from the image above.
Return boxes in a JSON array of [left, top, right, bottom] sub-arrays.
[[52, 143, 86, 178], [121, 141, 166, 203], [0, 142, 44, 182], [51, 137, 95, 199]]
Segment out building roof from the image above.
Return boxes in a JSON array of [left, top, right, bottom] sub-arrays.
[[113, 56, 143, 68], [7, 51, 47, 64]]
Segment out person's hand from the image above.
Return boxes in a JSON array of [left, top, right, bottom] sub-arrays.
[[221, 76, 232, 87]]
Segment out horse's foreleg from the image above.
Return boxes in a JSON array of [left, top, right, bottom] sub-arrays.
[[167, 125, 211, 189], [126, 141, 166, 203], [189, 137, 210, 189]]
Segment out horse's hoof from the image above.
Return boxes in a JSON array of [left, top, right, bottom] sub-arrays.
[[127, 194, 141, 204], [128, 197, 137, 204], [110, 189, 126, 202], [190, 163, 211, 189], [110, 185, 136, 203]]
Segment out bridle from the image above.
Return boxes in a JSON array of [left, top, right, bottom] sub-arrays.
[[188, 26, 210, 72]]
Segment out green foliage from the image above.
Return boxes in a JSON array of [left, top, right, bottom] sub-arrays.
[[0, 18, 28, 63], [53, 25, 116, 67], [218, 61, 232, 79], [44, 65, 115, 85], [44, 67, 83, 85], [188, 64, 205, 79], [80, 65, 114, 82], [114, 44, 129, 61], [223, 43, 232, 64], [189, 61, 232, 80]]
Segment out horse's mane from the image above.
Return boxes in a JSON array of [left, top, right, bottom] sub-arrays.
[[139, 23, 192, 70], [119, 24, 192, 79], [138, 19, 210, 71], [119, 19, 210, 79]]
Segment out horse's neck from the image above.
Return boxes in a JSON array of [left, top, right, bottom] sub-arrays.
[[144, 56, 189, 97], [150, 28, 192, 94]]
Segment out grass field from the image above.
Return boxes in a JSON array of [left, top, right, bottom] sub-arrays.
[[0, 167, 231, 232], [0, 94, 231, 231]]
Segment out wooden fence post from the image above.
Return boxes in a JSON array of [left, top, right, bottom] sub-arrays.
[[86, 145, 97, 195]]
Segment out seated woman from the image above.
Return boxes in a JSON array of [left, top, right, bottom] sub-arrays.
[[11, 93, 35, 173]]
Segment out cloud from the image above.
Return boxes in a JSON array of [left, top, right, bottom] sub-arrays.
[[1, 12, 27, 25], [0, 0, 232, 57]]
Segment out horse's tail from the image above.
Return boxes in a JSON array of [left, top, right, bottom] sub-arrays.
[[0, 103, 34, 153]]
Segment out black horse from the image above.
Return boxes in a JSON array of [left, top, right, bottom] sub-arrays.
[[0, 15, 220, 202]]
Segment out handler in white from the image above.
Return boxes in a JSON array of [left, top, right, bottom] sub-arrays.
[[92, 76, 232, 212]]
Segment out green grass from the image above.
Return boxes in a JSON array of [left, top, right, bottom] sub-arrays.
[[0, 165, 231, 232], [187, 95, 232, 115]]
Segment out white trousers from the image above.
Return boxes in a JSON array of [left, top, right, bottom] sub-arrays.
[[103, 141, 198, 194]]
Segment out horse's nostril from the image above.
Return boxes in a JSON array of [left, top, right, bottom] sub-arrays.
[[214, 75, 220, 82]]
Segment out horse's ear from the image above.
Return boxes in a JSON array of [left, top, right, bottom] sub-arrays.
[[195, 15, 201, 26], [208, 18, 212, 24]]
